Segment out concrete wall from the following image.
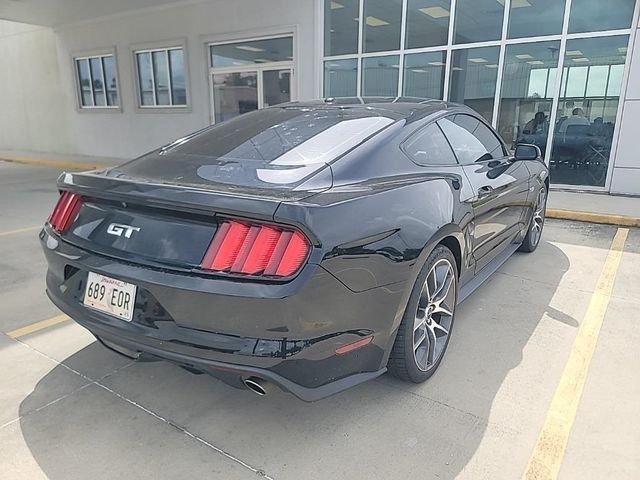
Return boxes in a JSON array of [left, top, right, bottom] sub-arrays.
[[610, 9, 640, 195], [52, 0, 318, 160], [0, 21, 72, 154]]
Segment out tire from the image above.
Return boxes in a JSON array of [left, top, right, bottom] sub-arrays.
[[519, 184, 547, 253], [387, 244, 458, 383]]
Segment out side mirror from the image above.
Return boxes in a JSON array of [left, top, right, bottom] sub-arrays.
[[514, 144, 541, 161]]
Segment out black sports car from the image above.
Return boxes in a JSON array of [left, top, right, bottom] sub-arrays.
[[41, 98, 548, 401]]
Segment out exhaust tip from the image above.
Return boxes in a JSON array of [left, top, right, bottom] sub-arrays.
[[243, 377, 269, 396]]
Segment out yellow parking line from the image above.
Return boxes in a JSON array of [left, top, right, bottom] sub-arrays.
[[0, 225, 41, 237], [523, 227, 629, 480], [6, 314, 70, 339], [1, 157, 106, 170]]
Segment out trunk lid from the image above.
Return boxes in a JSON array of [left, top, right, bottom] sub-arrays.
[[56, 170, 327, 271]]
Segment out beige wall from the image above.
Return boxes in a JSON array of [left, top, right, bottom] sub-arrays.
[[0, 0, 318, 160], [610, 8, 640, 195], [0, 20, 72, 154]]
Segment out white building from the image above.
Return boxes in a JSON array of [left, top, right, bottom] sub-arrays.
[[1, 0, 639, 194]]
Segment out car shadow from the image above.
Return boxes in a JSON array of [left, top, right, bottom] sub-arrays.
[[19, 239, 572, 480]]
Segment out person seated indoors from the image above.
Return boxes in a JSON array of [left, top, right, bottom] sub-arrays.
[[558, 107, 590, 133], [523, 111, 548, 135]]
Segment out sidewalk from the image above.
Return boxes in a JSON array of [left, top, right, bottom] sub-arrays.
[[1, 149, 638, 226], [547, 190, 640, 227]]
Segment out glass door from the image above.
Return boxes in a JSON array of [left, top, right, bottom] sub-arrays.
[[262, 69, 291, 108], [212, 71, 258, 122], [209, 36, 294, 123]]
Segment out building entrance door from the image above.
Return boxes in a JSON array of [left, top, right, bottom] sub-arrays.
[[208, 36, 294, 123]]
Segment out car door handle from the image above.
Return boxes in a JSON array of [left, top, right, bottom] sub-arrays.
[[478, 186, 494, 197]]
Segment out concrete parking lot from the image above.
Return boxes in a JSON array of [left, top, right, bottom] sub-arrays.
[[1, 161, 638, 480]]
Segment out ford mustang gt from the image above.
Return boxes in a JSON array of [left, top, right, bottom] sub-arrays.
[[40, 98, 548, 401]]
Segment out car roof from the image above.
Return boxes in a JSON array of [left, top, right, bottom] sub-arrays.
[[277, 97, 471, 122]]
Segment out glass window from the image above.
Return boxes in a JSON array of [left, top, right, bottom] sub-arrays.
[[508, 0, 566, 39], [324, 59, 358, 97], [324, 0, 359, 56], [152, 51, 170, 106], [361, 55, 400, 96], [404, 123, 458, 166], [568, 0, 636, 34], [454, 0, 504, 44], [137, 52, 154, 106], [405, 0, 451, 49], [76, 59, 93, 107], [128, 108, 395, 189], [210, 37, 293, 68], [263, 69, 291, 107], [449, 46, 500, 123], [213, 71, 258, 122], [550, 35, 629, 187], [497, 41, 561, 156], [169, 49, 187, 105], [454, 114, 505, 158], [89, 57, 106, 107], [102, 56, 118, 107], [136, 47, 187, 107], [439, 117, 498, 164], [75, 54, 119, 109], [363, 0, 403, 53], [403, 51, 446, 99]]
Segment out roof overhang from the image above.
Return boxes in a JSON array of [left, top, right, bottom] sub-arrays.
[[0, 0, 198, 27]]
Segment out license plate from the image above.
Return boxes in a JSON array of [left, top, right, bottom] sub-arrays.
[[83, 272, 137, 321]]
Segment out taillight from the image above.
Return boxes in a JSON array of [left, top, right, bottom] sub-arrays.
[[48, 191, 83, 234], [201, 219, 310, 278]]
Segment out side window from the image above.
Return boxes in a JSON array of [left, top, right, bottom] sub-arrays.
[[438, 115, 505, 164], [455, 115, 505, 159], [438, 118, 489, 164], [403, 123, 458, 166]]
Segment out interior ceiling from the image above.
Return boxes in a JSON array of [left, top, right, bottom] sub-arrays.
[[0, 0, 190, 27]]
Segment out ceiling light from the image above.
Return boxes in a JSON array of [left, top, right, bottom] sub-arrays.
[[573, 57, 590, 62], [516, 54, 533, 59], [235, 45, 265, 52], [419, 6, 450, 18], [428, 61, 446, 66], [469, 58, 488, 63], [527, 60, 544, 65], [330, 1, 344, 9], [452, 67, 464, 71], [566, 50, 583, 56], [411, 69, 427, 73], [618, 47, 628, 53], [485, 64, 499, 68], [496, 0, 531, 6], [366, 16, 390, 27]]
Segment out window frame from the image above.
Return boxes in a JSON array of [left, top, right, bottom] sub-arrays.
[[400, 118, 460, 167], [205, 31, 297, 124], [438, 113, 508, 165], [131, 39, 191, 113], [72, 48, 121, 113]]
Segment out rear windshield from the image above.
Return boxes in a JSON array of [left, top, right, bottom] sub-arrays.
[[115, 107, 395, 189]]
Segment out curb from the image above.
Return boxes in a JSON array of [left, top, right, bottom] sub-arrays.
[[546, 208, 640, 228], [0, 157, 108, 171]]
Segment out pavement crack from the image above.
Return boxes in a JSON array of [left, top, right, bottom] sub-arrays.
[[93, 381, 275, 479]]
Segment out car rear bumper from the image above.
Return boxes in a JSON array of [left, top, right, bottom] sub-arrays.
[[41, 228, 407, 401]]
